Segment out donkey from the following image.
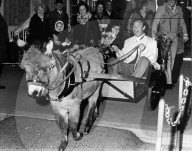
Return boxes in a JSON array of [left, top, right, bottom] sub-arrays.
[[20, 40, 104, 151]]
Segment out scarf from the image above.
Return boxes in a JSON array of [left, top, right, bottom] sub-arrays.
[[77, 12, 92, 25]]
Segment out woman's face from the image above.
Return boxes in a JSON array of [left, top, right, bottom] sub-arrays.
[[97, 4, 104, 14], [79, 5, 87, 17], [142, 3, 148, 12], [37, 6, 44, 19]]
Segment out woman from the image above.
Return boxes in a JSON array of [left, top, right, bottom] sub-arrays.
[[73, 1, 101, 46], [92, 1, 111, 33], [127, 0, 154, 37], [27, 3, 52, 44]]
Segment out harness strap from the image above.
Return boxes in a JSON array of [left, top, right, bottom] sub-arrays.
[[58, 64, 75, 99]]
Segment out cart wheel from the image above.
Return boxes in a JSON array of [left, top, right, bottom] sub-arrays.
[[147, 86, 161, 111]]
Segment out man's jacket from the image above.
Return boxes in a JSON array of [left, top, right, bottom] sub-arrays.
[[152, 3, 187, 38], [117, 35, 158, 65]]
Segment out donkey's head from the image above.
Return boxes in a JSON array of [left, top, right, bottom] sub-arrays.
[[20, 40, 58, 100]]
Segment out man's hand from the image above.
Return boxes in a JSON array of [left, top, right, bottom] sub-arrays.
[[183, 35, 189, 42], [153, 62, 161, 70], [138, 43, 146, 52], [110, 45, 120, 52]]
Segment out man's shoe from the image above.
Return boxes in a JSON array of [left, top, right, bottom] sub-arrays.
[[166, 84, 174, 90], [0, 85, 5, 89]]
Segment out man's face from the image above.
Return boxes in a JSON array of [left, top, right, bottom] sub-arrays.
[[97, 4, 104, 14], [106, 2, 112, 12], [56, 3, 63, 11], [167, 0, 176, 7], [132, 20, 145, 37]]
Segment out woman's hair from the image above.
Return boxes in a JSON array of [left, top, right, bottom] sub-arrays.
[[95, 1, 105, 10], [77, 1, 89, 13], [33, 2, 46, 12], [135, 0, 148, 10]]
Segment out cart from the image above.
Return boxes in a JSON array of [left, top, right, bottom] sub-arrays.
[[94, 32, 172, 111]]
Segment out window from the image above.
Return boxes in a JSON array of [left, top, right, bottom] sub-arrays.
[[4, 0, 30, 26]]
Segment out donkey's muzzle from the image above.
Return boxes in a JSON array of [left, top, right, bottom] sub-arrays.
[[27, 82, 48, 99]]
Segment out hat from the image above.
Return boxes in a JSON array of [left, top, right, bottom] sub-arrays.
[[55, 0, 63, 4]]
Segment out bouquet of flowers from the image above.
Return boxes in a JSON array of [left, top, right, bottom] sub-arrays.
[[156, 32, 172, 70], [99, 26, 120, 51]]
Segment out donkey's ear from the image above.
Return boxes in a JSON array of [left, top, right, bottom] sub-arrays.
[[45, 40, 53, 55]]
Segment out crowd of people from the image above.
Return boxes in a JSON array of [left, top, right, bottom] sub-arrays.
[[12, 0, 189, 88]]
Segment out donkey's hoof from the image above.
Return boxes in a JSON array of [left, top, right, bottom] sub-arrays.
[[84, 127, 90, 135], [74, 132, 83, 141], [58, 141, 68, 151]]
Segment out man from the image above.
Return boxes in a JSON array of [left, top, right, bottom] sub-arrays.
[[108, 19, 160, 78], [0, 0, 9, 89], [152, 0, 188, 84], [49, 0, 71, 35], [104, 0, 120, 27]]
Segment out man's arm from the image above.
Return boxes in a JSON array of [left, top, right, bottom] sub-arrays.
[[152, 6, 165, 38], [144, 39, 160, 70], [179, 7, 188, 42], [144, 39, 158, 64]]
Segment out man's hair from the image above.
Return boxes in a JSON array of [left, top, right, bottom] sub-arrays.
[[135, 0, 148, 10], [96, 1, 105, 10], [133, 18, 145, 26]]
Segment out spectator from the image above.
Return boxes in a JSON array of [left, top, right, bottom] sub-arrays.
[[152, 0, 188, 85], [172, 25, 184, 84], [72, 1, 101, 46], [0, 0, 8, 89], [27, 2, 52, 44], [104, 0, 121, 27], [127, 0, 154, 37], [53, 21, 71, 51], [49, 0, 71, 35], [92, 1, 110, 33], [107, 19, 160, 78]]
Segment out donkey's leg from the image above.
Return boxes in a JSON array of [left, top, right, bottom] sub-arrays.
[[57, 111, 69, 151], [84, 85, 101, 134], [69, 102, 83, 141]]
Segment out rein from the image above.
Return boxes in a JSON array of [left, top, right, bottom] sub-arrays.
[[80, 45, 139, 66], [46, 53, 82, 90]]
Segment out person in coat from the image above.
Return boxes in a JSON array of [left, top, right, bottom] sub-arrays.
[[104, 0, 121, 28], [49, 0, 71, 35], [127, 0, 154, 37], [0, 0, 9, 89], [28, 3, 52, 44], [152, 0, 188, 84], [72, 1, 101, 46], [92, 1, 111, 33]]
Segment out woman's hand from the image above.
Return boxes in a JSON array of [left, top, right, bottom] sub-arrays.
[[62, 38, 71, 47], [68, 24, 71, 32]]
